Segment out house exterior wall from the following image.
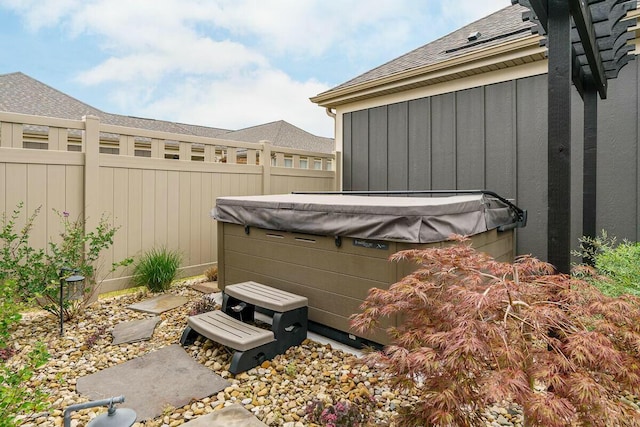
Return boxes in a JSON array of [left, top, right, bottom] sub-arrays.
[[339, 60, 640, 261], [0, 112, 336, 294]]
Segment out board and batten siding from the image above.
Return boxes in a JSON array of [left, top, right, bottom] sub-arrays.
[[341, 61, 640, 260]]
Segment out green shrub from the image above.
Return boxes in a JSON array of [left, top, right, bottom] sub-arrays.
[[0, 280, 21, 350], [573, 231, 640, 297], [0, 203, 130, 320], [0, 343, 49, 425], [132, 247, 181, 292]]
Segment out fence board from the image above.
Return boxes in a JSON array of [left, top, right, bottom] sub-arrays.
[[0, 163, 5, 219], [6, 164, 27, 229], [141, 169, 156, 252], [99, 167, 115, 280], [154, 170, 168, 248], [178, 171, 191, 264], [167, 170, 180, 251], [27, 164, 47, 249], [127, 169, 143, 261], [189, 172, 202, 265]]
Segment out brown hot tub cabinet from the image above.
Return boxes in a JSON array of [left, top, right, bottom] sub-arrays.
[[213, 192, 525, 346]]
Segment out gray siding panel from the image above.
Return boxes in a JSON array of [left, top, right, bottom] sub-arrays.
[[516, 75, 548, 259], [570, 86, 584, 262], [456, 87, 485, 189], [485, 81, 516, 198], [343, 113, 352, 190], [351, 110, 369, 190], [368, 106, 388, 191], [431, 93, 456, 189], [388, 102, 409, 190], [597, 62, 638, 240], [408, 98, 431, 191]]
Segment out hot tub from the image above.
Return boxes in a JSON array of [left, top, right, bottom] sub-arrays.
[[213, 192, 524, 345]]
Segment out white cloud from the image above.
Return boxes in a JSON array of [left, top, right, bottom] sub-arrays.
[[76, 38, 267, 85], [0, 0, 511, 139], [0, 0, 79, 30], [136, 70, 334, 137]]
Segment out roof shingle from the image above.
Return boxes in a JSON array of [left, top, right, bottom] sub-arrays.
[[318, 4, 532, 96]]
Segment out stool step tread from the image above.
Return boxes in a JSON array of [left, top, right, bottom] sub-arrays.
[[188, 310, 274, 352], [225, 281, 308, 312]]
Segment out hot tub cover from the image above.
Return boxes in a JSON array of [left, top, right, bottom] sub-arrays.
[[212, 193, 517, 244]]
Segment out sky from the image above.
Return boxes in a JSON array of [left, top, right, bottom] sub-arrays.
[[0, 0, 511, 138]]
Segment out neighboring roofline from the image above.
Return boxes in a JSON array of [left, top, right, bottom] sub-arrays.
[[311, 34, 546, 108]]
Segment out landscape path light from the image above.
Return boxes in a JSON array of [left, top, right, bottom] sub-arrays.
[[59, 268, 85, 336]]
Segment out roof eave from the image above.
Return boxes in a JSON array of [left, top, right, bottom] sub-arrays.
[[311, 34, 546, 108]]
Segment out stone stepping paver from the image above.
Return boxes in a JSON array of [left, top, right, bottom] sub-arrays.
[[127, 294, 189, 314], [76, 344, 230, 421], [181, 404, 268, 427], [112, 317, 161, 345], [191, 281, 220, 294]]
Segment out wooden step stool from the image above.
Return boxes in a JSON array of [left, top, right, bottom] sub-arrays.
[[181, 281, 308, 374]]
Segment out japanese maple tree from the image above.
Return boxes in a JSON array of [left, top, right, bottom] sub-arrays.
[[351, 236, 640, 427]]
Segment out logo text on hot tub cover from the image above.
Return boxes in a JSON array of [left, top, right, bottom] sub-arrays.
[[353, 239, 388, 250]]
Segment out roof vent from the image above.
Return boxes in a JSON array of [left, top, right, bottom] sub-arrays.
[[467, 31, 481, 42]]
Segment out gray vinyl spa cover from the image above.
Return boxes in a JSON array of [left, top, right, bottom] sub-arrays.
[[212, 193, 517, 244]]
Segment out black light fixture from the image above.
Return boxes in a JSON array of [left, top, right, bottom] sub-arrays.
[[59, 268, 85, 336]]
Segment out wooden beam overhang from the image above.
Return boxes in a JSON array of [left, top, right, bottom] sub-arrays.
[[517, 0, 637, 99], [569, 0, 608, 98]]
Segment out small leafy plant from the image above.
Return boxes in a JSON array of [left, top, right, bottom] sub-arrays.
[[305, 398, 374, 427], [351, 236, 640, 427], [132, 247, 181, 292], [84, 325, 108, 349], [188, 295, 218, 316], [284, 362, 297, 377], [573, 230, 640, 297]]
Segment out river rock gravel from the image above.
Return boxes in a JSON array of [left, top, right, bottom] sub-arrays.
[[8, 278, 524, 427]]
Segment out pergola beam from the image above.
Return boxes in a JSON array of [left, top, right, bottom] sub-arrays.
[[569, 0, 608, 98], [528, 0, 549, 33]]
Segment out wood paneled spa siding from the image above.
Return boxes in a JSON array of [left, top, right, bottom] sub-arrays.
[[218, 222, 514, 345]]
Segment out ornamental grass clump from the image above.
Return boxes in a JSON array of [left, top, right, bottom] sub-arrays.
[[132, 247, 181, 292], [351, 236, 640, 427]]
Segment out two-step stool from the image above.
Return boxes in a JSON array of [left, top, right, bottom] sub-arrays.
[[180, 281, 308, 374]]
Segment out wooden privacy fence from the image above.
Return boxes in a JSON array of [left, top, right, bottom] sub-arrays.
[[0, 112, 337, 294]]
